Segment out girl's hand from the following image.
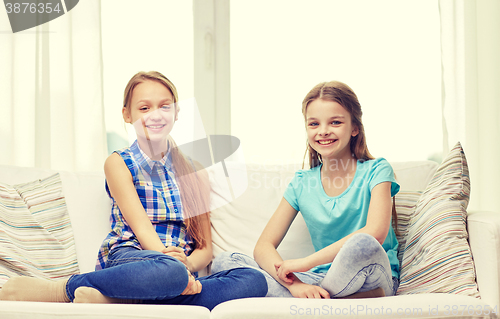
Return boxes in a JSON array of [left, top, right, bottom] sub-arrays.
[[288, 281, 330, 299], [274, 258, 311, 283], [162, 246, 194, 272], [181, 272, 202, 295]]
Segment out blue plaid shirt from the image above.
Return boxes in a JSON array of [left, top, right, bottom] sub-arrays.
[[96, 140, 194, 270]]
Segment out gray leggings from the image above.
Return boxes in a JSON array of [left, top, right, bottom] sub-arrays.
[[211, 233, 399, 298]]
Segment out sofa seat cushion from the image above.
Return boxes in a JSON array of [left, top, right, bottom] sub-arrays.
[[211, 295, 497, 319], [0, 301, 210, 319]]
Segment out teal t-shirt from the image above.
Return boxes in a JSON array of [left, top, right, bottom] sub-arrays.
[[283, 157, 400, 278]]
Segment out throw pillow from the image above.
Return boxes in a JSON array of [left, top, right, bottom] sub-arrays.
[[0, 173, 79, 287], [394, 191, 423, 268], [397, 142, 479, 297]]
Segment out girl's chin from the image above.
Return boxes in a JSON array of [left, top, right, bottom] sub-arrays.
[[136, 134, 169, 144], [135, 127, 172, 139]]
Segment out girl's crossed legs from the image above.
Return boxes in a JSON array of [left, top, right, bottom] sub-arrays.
[[1, 247, 267, 310], [212, 233, 398, 298]]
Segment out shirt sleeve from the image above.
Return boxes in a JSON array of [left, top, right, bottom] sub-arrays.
[[368, 158, 400, 197], [283, 170, 304, 211]]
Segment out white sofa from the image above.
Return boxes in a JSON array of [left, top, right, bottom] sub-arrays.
[[0, 160, 499, 319]]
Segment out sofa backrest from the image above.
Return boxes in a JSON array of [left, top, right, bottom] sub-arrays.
[[0, 160, 438, 274], [209, 160, 439, 261]]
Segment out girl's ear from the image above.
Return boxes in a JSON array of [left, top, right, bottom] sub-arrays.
[[351, 126, 359, 137], [122, 107, 131, 123]]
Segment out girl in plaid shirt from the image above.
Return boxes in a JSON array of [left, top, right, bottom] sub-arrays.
[[1, 71, 267, 310]]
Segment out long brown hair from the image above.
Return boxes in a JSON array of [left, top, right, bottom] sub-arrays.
[[301, 81, 398, 234], [123, 71, 210, 248]]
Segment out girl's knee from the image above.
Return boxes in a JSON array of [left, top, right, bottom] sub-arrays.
[[149, 255, 189, 283], [212, 252, 254, 273], [349, 233, 379, 245], [211, 252, 233, 273], [213, 251, 233, 264], [143, 256, 189, 296], [342, 233, 385, 261]]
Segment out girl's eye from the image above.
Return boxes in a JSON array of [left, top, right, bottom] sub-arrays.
[[308, 122, 318, 127], [162, 105, 171, 110], [140, 106, 148, 111], [332, 121, 341, 125]]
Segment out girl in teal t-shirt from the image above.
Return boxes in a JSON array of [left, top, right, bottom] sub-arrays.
[[213, 81, 400, 299]]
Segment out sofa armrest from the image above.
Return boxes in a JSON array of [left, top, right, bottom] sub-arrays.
[[468, 211, 500, 309]]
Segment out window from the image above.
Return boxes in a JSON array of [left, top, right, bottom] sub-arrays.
[[101, 0, 194, 153], [230, 0, 442, 165]]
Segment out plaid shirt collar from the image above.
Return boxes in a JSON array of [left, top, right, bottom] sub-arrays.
[[130, 140, 173, 175]]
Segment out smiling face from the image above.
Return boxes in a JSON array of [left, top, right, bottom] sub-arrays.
[[306, 99, 359, 162], [123, 80, 177, 146]]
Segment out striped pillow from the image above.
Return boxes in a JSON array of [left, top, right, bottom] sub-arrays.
[[397, 142, 479, 297], [0, 173, 79, 288], [394, 191, 423, 269]]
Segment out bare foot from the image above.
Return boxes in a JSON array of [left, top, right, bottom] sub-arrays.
[[181, 273, 202, 295], [341, 287, 386, 299], [74, 287, 114, 303], [0, 277, 69, 302], [73, 287, 136, 304]]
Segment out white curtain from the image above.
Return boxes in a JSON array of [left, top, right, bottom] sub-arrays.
[[439, 0, 500, 212], [0, 1, 107, 172]]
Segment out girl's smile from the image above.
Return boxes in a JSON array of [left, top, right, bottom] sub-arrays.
[[141, 117, 168, 135], [145, 123, 166, 131], [316, 139, 338, 146]]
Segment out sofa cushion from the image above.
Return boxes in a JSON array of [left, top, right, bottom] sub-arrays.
[[397, 142, 479, 297], [391, 161, 438, 191], [210, 294, 496, 319], [0, 173, 79, 287], [0, 301, 211, 319]]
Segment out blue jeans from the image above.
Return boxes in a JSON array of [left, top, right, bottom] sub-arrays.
[[212, 233, 398, 298], [66, 247, 267, 310]]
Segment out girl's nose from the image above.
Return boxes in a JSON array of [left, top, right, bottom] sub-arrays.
[[148, 109, 162, 121], [319, 125, 330, 136]]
